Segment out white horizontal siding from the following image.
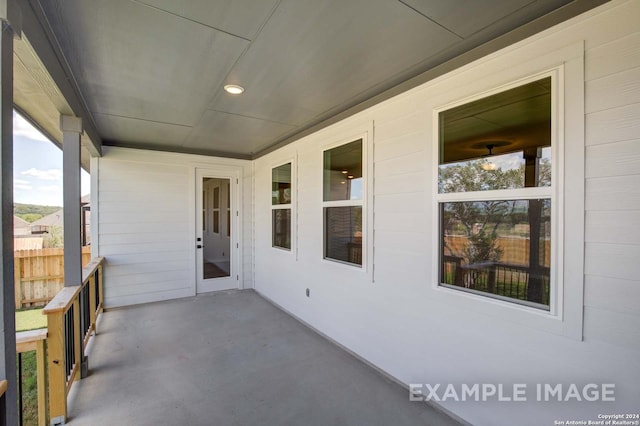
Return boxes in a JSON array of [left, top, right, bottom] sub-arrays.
[[584, 306, 640, 350], [374, 171, 426, 195], [586, 103, 640, 146], [374, 150, 427, 177], [585, 139, 640, 178], [585, 31, 640, 81], [96, 147, 252, 307], [100, 248, 191, 266], [99, 221, 190, 234], [584, 275, 640, 315], [585, 67, 640, 114], [374, 192, 425, 214], [586, 175, 640, 211], [98, 155, 191, 307], [374, 212, 425, 233], [252, 2, 640, 425], [585, 243, 640, 282], [582, 1, 640, 351], [585, 210, 640, 245]]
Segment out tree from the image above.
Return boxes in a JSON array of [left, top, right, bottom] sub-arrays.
[[440, 158, 522, 265], [43, 225, 64, 248], [16, 213, 43, 223]]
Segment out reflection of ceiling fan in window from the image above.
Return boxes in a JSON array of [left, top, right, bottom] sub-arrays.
[[472, 141, 512, 171]]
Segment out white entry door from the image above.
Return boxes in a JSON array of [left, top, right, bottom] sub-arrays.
[[196, 169, 239, 293]]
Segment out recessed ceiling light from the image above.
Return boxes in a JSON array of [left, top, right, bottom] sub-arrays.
[[341, 170, 348, 174], [347, 175, 354, 179], [224, 84, 244, 95]]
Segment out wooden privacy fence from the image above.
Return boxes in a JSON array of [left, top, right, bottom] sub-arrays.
[[444, 235, 551, 267], [14, 247, 92, 309]]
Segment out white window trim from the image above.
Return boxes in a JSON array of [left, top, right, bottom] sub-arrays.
[[320, 131, 371, 272], [271, 158, 296, 253], [428, 41, 585, 340]]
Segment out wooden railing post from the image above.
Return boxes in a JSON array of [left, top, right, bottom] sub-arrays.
[[46, 311, 67, 424], [36, 339, 48, 426], [16, 330, 49, 426], [42, 257, 104, 424]]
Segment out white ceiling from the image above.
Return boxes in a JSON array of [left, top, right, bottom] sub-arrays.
[[15, 0, 607, 160]]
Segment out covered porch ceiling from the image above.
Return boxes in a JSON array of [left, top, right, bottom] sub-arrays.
[[14, 0, 608, 164]]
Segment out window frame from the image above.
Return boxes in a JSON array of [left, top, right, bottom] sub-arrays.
[[321, 134, 369, 269], [432, 68, 564, 318], [271, 159, 295, 252]]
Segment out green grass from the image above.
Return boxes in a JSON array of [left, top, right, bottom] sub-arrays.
[[18, 351, 38, 426], [15, 308, 47, 332], [15, 309, 46, 425]]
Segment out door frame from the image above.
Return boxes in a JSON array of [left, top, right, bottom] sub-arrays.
[[194, 167, 242, 294]]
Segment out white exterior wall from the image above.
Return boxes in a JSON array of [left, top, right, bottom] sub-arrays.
[[91, 147, 253, 307], [253, 1, 640, 425]]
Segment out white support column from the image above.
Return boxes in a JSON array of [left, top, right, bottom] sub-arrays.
[[0, 1, 19, 424], [61, 115, 83, 288]]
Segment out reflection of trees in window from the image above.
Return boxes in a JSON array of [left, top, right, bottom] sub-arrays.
[[437, 76, 553, 309]]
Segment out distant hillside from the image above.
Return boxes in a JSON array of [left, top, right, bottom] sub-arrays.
[[14, 203, 61, 223]]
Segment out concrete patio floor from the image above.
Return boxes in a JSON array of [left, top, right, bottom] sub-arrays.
[[66, 290, 461, 426]]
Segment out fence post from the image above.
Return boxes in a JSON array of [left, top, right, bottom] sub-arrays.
[[14, 256, 21, 309], [47, 311, 67, 424]]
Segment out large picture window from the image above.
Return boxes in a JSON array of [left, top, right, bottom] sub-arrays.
[[323, 139, 363, 266], [437, 75, 554, 310], [272, 162, 292, 250]]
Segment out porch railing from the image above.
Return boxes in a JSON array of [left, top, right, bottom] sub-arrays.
[[43, 257, 104, 425], [442, 255, 550, 305]]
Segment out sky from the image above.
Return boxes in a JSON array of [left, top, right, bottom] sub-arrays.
[[13, 111, 90, 206]]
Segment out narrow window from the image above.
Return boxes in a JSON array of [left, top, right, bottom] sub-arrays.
[[272, 162, 292, 250], [323, 139, 363, 266], [437, 76, 553, 310]]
